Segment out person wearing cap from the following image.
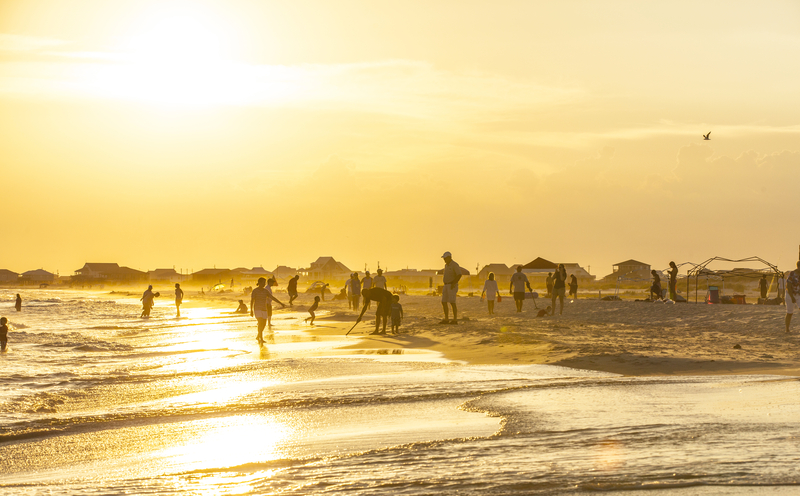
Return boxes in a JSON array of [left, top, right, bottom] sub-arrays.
[[440, 251, 461, 324], [373, 269, 387, 290]]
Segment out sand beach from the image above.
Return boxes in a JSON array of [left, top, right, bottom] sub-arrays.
[[3, 287, 800, 494]]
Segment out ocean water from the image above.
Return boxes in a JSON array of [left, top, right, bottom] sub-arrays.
[[2, 288, 800, 495]]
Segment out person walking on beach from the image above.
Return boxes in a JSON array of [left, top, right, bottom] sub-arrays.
[[440, 251, 461, 324], [481, 272, 499, 315], [14, 294, 21, 312], [373, 269, 387, 290], [568, 274, 578, 299], [546, 273, 554, 298], [778, 273, 786, 303], [759, 274, 769, 300], [174, 283, 184, 318], [551, 264, 567, 315], [347, 273, 361, 310], [391, 294, 404, 334], [668, 261, 679, 300], [510, 265, 532, 313], [357, 286, 393, 335], [140, 286, 156, 318], [650, 270, 662, 301], [0, 316, 8, 351], [786, 262, 800, 333], [250, 277, 286, 345], [287, 275, 300, 306]]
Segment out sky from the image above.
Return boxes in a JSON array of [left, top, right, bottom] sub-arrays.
[[1, 0, 800, 278]]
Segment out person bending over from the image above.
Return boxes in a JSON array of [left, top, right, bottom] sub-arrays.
[[357, 287, 393, 335]]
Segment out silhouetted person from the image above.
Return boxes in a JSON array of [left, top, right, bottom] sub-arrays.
[[373, 269, 387, 290], [140, 286, 155, 318], [174, 283, 184, 317], [551, 264, 567, 315], [786, 261, 800, 333], [0, 317, 8, 351], [347, 273, 361, 310], [759, 274, 768, 299], [320, 282, 329, 302], [650, 270, 662, 301], [357, 287, 393, 335], [235, 300, 248, 313], [361, 271, 373, 309], [546, 273, 554, 297], [287, 275, 299, 306], [536, 306, 552, 317], [14, 294, 21, 312], [440, 251, 461, 324], [306, 296, 320, 325], [668, 261, 679, 300], [250, 277, 286, 345], [510, 265, 532, 312], [391, 294, 404, 334], [481, 272, 499, 315], [568, 274, 578, 299]]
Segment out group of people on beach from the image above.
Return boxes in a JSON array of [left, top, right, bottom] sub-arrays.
[[479, 262, 572, 317]]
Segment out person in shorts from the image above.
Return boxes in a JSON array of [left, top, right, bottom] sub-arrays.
[[785, 261, 800, 333], [481, 272, 499, 315], [250, 277, 286, 345], [287, 275, 299, 306], [357, 286, 393, 335], [509, 265, 532, 313], [440, 251, 461, 324], [390, 294, 403, 334]]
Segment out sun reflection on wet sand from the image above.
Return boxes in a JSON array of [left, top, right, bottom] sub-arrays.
[[158, 415, 293, 473]]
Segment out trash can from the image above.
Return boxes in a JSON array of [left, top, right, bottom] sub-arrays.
[[708, 286, 720, 304]]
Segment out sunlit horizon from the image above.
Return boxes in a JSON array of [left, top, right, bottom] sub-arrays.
[[2, 0, 800, 277]]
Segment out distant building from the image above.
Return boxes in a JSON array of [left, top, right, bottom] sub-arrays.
[[191, 268, 233, 284], [244, 267, 273, 276], [21, 269, 56, 284], [0, 269, 19, 283], [75, 263, 122, 280], [74, 263, 146, 283], [300, 257, 351, 281], [272, 266, 298, 281], [477, 263, 515, 281], [148, 268, 182, 283], [521, 257, 595, 283], [384, 268, 439, 287], [603, 259, 651, 281]]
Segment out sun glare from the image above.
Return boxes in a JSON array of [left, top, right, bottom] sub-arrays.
[[88, 6, 286, 106]]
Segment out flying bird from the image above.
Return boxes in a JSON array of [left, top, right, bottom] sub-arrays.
[[703, 132, 711, 140]]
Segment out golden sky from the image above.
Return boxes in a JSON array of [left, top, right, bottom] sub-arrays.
[[2, 0, 799, 277]]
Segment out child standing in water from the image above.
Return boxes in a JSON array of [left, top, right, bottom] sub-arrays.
[[391, 295, 404, 334], [306, 296, 320, 325], [0, 317, 8, 351]]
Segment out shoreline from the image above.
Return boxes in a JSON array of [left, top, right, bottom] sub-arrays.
[[10, 287, 800, 378]]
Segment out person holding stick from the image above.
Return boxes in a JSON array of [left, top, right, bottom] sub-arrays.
[[356, 286, 393, 335]]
